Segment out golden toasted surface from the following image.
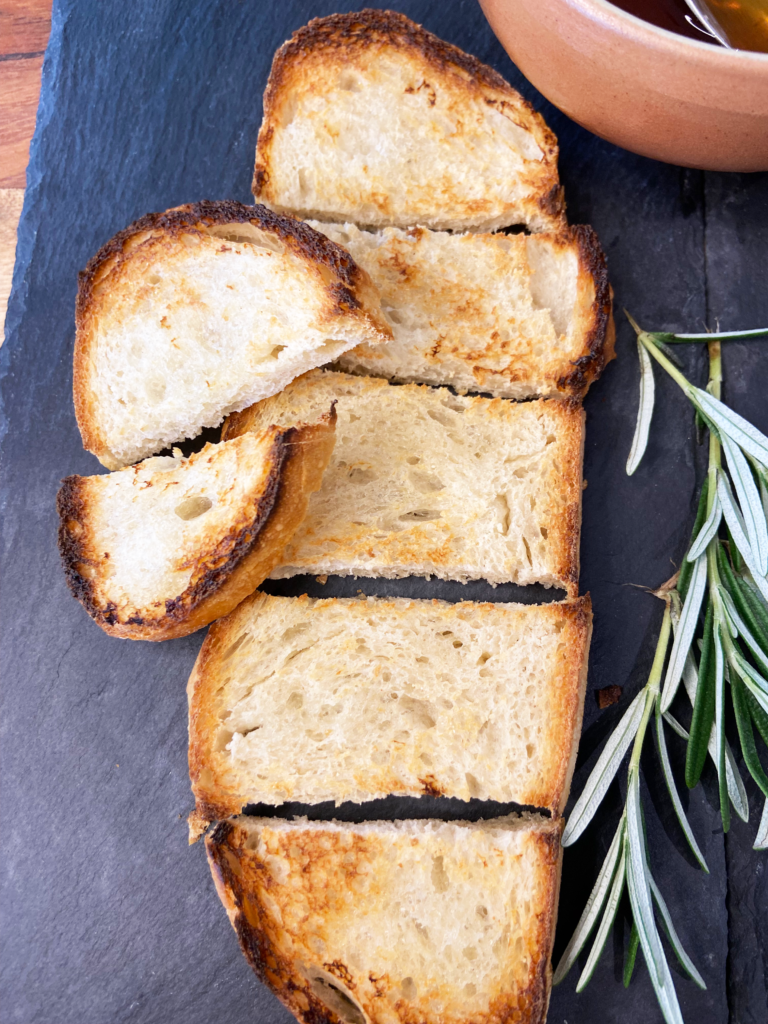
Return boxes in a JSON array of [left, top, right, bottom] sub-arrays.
[[207, 815, 563, 1024], [223, 372, 584, 594], [188, 592, 591, 827], [254, 10, 564, 233], [324, 222, 613, 399], [73, 201, 389, 469], [57, 416, 336, 641]]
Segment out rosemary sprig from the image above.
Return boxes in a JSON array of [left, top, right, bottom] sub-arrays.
[[556, 320, 768, 1023]]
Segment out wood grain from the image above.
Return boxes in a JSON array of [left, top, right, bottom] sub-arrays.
[[0, 0, 52, 335]]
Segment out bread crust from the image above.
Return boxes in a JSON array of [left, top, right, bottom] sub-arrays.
[[206, 815, 563, 1024], [57, 414, 336, 641], [254, 9, 564, 232], [187, 592, 592, 834], [556, 225, 615, 398], [73, 201, 387, 467]]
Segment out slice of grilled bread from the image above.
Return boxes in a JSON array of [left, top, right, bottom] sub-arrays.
[[223, 371, 584, 594], [57, 415, 335, 641], [73, 201, 390, 469], [254, 10, 564, 233], [188, 592, 592, 833], [207, 814, 562, 1024], [315, 221, 614, 399]]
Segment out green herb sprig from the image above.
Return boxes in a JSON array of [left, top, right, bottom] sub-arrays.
[[555, 321, 768, 1024]]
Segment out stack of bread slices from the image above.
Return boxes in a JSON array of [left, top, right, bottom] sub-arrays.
[[57, 10, 615, 1024]]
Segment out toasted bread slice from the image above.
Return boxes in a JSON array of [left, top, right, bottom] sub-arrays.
[[57, 415, 335, 641], [73, 201, 390, 469], [254, 10, 564, 233], [207, 814, 562, 1024], [315, 222, 614, 399], [188, 592, 591, 832], [223, 371, 584, 594]]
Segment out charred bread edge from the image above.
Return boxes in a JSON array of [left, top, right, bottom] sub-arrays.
[[556, 224, 616, 399], [204, 815, 563, 1024], [73, 200, 372, 461], [552, 594, 592, 815], [57, 413, 336, 642], [253, 8, 564, 225], [187, 594, 591, 839], [548, 397, 584, 599]]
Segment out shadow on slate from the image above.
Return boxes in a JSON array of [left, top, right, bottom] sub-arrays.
[[0, 0, 766, 1022]]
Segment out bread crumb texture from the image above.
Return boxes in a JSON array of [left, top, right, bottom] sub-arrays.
[[223, 371, 584, 592], [254, 9, 563, 233], [318, 222, 612, 400], [189, 592, 591, 817], [206, 815, 562, 1024]]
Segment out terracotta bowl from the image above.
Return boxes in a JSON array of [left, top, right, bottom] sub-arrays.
[[478, 0, 768, 170]]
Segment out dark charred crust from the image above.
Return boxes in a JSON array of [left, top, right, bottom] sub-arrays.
[[57, 476, 97, 610], [538, 182, 566, 221], [255, 9, 555, 196], [76, 201, 366, 326], [57, 430, 298, 637], [556, 224, 613, 397], [162, 432, 291, 624], [419, 775, 444, 797], [207, 820, 235, 849]]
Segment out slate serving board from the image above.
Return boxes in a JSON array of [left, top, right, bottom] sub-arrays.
[[1, 2, 767, 1022]]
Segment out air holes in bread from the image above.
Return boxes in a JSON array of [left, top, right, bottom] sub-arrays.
[[175, 496, 213, 520], [202, 223, 286, 254], [337, 72, 362, 92], [348, 466, 377, 484], [307, 972, 366, 1024], [221, 632, 250, 661], [400, 977, 417, 1001], [431, 855, 450, 893], [399, 509, 441, 521]]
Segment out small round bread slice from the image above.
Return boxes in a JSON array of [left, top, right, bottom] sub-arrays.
[[56, 413, 335, 641], [73, 200, 390, 469]]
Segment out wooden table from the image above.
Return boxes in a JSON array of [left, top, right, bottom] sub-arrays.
[[0, 0, 52, 333]]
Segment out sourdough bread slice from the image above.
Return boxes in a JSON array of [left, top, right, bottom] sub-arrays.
[[188, 592, 591, 831], [223, 371, 584, 593], [207, 814, 562, 1024], [254, 10, 564, 233], [73, 201, 390, 469], [57, 415, 335, 641], [313, 222, 614, 399]]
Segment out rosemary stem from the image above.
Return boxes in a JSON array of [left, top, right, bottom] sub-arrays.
[[706, 340, 722, 583], [629, 604, 672, 775], [638, 332, 695, 395]]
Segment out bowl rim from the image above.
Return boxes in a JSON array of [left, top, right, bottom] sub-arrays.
[[575, 0, 768, 64]]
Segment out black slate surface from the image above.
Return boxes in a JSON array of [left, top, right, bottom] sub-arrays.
[[1, 2, 766, 1022]]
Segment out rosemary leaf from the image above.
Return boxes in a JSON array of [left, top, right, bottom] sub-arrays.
[[679, 482, 709, 599], [663, 711, 689, 740], [685, 602, 715, 789], [655, 702, 709, 871], [649, 877, 707, 989], [627, 339, 655, 476], [754, 798, 768, 851], [666, 327, 768, 342], [624, 923, 640, 987], [717, 544, 768, 654], [719, 586, 768, 675], [576, 841, 628, 991], [553, 817, 626, 984], [661, 554, 707, 713], [731, 651, 768, 714], [721, 433, 768, 575], [723, 739, 751, 823], [731, 674, 768, 798], [687, 489, 722, 562], [562, 691, 646, 847], [626, 775, 684, 1024], [694, 389, 768, 469], [744, 686, 768, 747], [713, 622, 730, 832], [718, 471, 763, 581]]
